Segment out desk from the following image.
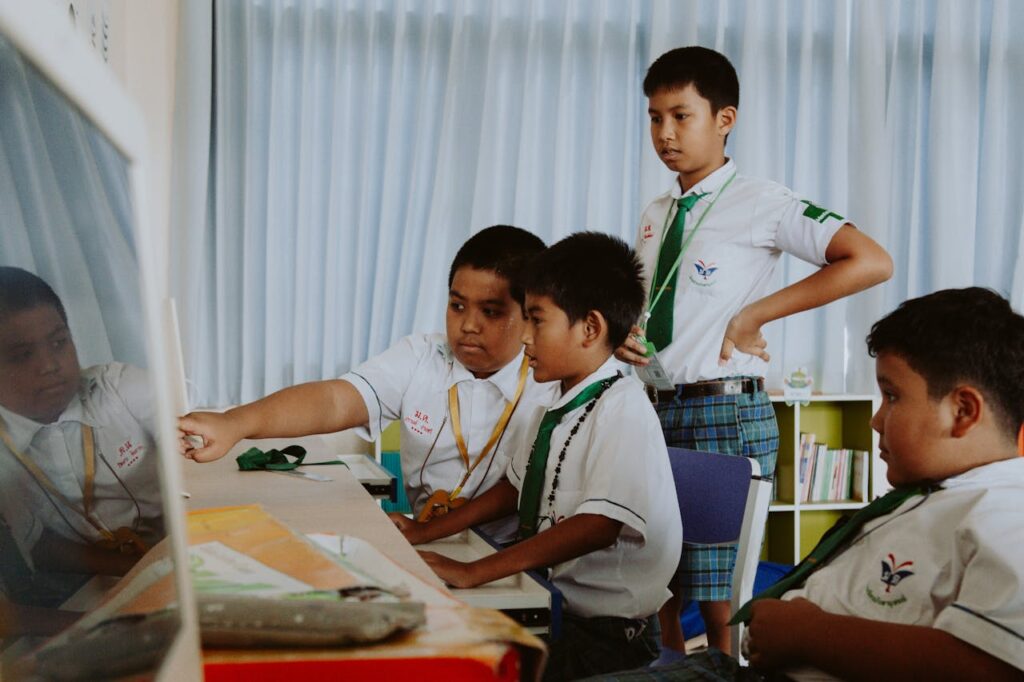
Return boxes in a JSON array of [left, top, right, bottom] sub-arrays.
[[183, 437, 545, 681]]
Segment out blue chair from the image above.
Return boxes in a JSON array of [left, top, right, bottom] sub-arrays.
[[666, 447, 773, 662]]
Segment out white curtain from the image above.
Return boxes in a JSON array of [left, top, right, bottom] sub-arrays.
[[173, 0, 1024, 405], [0, 35, 145, 368]]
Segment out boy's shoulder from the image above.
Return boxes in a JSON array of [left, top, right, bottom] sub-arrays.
[[639, 170, 796, 219], [589, 374, 661, 430]]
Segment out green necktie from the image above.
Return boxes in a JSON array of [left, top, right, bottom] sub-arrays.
[[730, 485, 928, 624], [647, 193, 705, 351], [517, 375, 620, 539]]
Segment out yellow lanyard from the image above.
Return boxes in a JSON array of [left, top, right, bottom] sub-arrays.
[[446, 355, 530, 500], [0, 418, 114, 542]]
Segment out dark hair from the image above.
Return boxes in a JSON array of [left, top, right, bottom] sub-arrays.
[[643, 46, 739, 114], [866, 287, 1024, 441], [522, 232, 645, 350], [0, 266, 67, 323], [448, 225, 546, 305]]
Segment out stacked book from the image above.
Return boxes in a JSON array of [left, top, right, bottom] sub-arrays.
[[798, 433, 868, 503]]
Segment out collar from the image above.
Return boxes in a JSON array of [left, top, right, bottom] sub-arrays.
[[0, 376, 99, 453], [550, 356, 620, 410], [938, 456, 1024, 490], [669, 157, 737, 201], [446, 347, 529, 403]]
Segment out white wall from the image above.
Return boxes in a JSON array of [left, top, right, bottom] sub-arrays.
[[107, 0, 180, 299]]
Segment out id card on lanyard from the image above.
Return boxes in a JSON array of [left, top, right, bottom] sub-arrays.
[[635, 171, 738, 389]]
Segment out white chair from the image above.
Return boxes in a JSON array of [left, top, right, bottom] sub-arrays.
[[666, 447, 773, 662]]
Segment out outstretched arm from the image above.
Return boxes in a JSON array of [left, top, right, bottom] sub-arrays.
[[178, 379, 369, 463], [419, 513, 622, 588], [719, 224, 893, 363], [747, 598, 1020, 681], [391, 480, 520, 545]]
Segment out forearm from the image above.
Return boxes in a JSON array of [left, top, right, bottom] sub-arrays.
[[790, 612, 1020, 681], [745, 224, 892, 327], [32, 530, 137, 576], [465, 514, 621, 585], [413, 481, 520, 544], [229, 379, 369, 439]]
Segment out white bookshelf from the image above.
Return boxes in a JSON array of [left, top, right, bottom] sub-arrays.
[[765, 394, 881, 565]]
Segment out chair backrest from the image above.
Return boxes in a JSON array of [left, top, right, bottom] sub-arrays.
[[667, 447, 773, 662]]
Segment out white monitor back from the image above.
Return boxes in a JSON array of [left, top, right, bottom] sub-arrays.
[[0, 1, 200, 678]]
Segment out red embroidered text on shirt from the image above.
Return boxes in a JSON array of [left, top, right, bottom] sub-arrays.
[[404, 410, 434, 436]]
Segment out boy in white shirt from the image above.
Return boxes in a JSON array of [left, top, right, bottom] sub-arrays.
[[0, 267, 163, 598], [399, 232, 682, 681], [180, 226, 556, 540], [601, 288, 1023, 681], [615, 45, 893, 654]]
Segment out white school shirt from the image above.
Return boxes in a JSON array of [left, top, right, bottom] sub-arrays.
[[342, 334, 558, 542], [0, 363, 164, 556], [635, 159, 848, 385], [506, 358, 682, 619], [781, 458, 1024, 678]]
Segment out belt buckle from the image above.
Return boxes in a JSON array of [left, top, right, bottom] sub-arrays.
[[722, 379, 742, 395], [645, 383, 659, 404]]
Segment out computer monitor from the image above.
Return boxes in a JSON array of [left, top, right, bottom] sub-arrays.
[[0, 1, 200, 678]]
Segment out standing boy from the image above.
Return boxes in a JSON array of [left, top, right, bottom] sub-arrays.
[[616, 46, 893, 654], [180, 225, 557, 541], [399, 232, 682, 681]]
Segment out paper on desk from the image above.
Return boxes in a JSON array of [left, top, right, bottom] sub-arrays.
[[190, 541, 312, 596]]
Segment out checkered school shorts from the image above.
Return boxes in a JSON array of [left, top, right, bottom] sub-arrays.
[[656, 386, 779, 601]]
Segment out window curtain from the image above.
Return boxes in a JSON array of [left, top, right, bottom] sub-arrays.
[[172, 0, 1024, 406], [0, 36, 145, 368]]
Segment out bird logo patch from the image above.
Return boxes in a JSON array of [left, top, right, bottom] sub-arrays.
[[865, 552, 915, 607], [688, 259, 718, 287]]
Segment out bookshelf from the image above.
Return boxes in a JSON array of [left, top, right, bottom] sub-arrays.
[[765, 394, 882, 565]]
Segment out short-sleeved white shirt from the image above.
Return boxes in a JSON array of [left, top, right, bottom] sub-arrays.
[[342, 333, 558, 541], [506, 358, 682, 619], [636, 159, 848, 385], [0, 363, 164, 555], [783, 457, 1024, 677]]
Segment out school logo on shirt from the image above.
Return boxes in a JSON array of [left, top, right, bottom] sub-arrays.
[[865, 552, 915, 607], [688, 259, 718, 287], [117, 439, 144, 469], [404, 409, 435, 436]]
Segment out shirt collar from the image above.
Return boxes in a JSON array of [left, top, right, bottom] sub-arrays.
[[669, 157, 737, 201], [0, 376, 99, 453], [938, 456, 1024, 489], [446, 347, 529, 403], [550, 356, 620, 410]]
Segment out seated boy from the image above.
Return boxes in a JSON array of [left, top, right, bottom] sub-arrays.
[[180, 225, 557, 540], [600, 287, 1023, 681], [398, 232, 683, 681], [0, 267, 164, 601]]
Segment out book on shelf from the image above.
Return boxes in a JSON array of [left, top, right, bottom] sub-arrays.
[[801, 443, 869, 503]]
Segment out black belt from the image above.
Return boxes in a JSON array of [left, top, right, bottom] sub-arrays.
[[646, 377, 765, 404]]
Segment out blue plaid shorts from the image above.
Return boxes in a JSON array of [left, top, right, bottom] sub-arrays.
[[656, 385, 778, 601]]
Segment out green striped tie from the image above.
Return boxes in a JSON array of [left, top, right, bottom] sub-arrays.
[[647, 193, 704, 351], [517, 376, 618, 539]]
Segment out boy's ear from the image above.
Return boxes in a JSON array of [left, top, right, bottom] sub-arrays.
[[716, 105, 737, 138], [580, 310, 608, 349], [949, 385, 984, 439]]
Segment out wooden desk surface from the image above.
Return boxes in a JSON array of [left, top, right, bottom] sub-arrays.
[[181, 436, 444, 590]]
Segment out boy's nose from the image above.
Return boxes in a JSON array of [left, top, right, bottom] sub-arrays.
[[869, 407, 883, 433], [461, 311, 482, 333]]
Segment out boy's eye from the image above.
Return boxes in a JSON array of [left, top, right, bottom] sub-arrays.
[[883, 391, 897, 403], [650, 115, 661, 124], [675, 113, 687, 121], [449, 301, 465, 312], [483, 308, 501, 318]]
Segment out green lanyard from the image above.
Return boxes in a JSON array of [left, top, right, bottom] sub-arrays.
[[643, 171, 738, 330]]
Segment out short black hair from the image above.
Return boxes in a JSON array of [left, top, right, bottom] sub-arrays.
[[0, 266, 67, 323], [866, 287, 1024, 441], [643, 46, 739, 114], [522, 232, 645, 350], [448, 225, 546, 305]]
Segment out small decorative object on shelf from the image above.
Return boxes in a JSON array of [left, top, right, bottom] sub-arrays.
[[782, 367, 813, 407]]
